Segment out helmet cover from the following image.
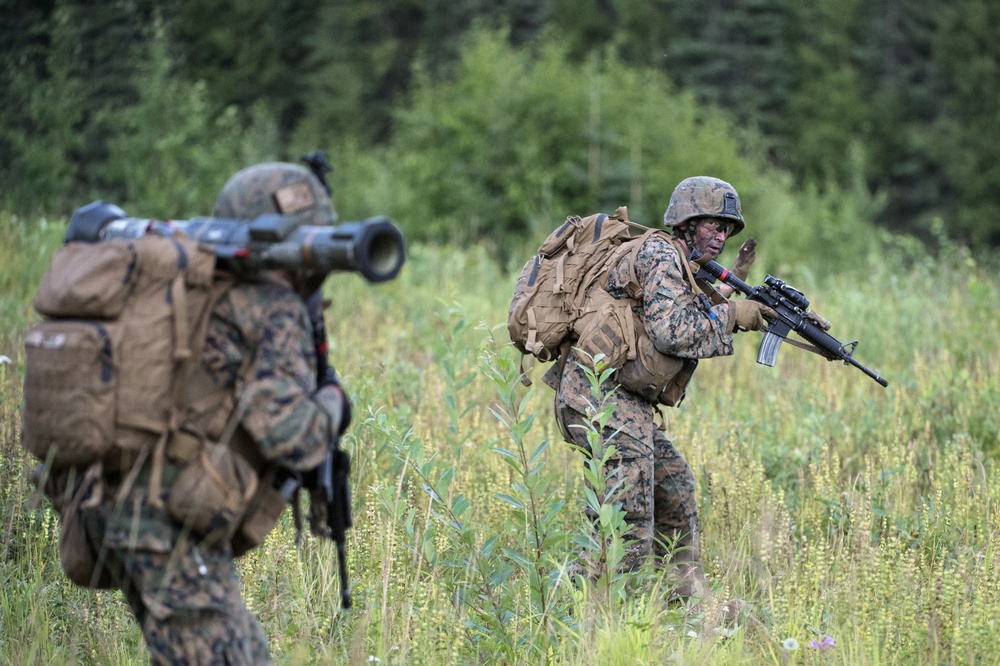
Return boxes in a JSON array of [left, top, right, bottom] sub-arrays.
[[213, 162, 336, 225], [663, 176, 745, 235]]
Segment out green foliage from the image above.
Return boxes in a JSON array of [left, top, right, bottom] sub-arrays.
[[0, 2, 86, 215], [296, 0, 548, 145], [784, 0, 871, 186], [386, 31, 593, 249], [170, 0, 321, 136], [0, 3, 283, 218], [4, 218, 1000, 663], [570, 355, 633, 602], [4, 0, 1000, 248], [374, 28, 872, 268], [0, 213, 65, 348], [927, 0, 1000, 244], [98, 23, 280, 218]]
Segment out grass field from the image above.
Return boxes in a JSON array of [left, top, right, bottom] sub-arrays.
[[2, 212, 999, 664]]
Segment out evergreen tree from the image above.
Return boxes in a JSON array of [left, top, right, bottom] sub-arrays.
[[862, 0, 947, 237], [782, 0, 871, 186], [100, 23, 280, 217], [655, 0, 798, 143], [170, 0, 321, 137], [58, 0, 164, 198], [0, 1, 88, 213], [296, 0, 549, 147], [928, 0, 1000, 244]]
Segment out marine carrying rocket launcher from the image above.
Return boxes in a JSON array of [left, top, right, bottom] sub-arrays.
[[66, 200, 406, 284]]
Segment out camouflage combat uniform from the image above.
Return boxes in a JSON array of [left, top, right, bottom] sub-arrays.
[[82, 277, 344, 666], [545, 233, 734, 585]]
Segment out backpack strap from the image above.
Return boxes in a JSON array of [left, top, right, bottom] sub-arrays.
[[148, 240, 226, 509], [171, 270, 192, 361], [665, 236, 702, 294], [603, 228, 674, 300]]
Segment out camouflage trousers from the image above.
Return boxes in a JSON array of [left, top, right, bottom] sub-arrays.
[[82, 498, 272, 666], [560, 407, 705, 593]]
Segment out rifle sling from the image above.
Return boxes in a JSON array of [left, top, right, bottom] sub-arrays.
[[779, 335, 834, 359]]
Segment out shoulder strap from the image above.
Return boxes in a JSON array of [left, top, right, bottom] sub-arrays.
[[609, 229, 681, 300], [180, 276, 241, 430], [664, 236, 701, 294]]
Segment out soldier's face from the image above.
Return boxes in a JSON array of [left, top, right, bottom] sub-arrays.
[[691, 218, 734, 259]]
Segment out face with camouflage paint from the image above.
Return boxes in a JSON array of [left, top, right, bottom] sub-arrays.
[[688, 217, 734, 260]]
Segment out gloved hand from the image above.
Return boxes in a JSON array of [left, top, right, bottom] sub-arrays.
[[316, 383, 352, 435], [730, 300, 776, 332], [730, 237, 757, 281], [718, 237, 757, 299], [804, 309, 832, 331]]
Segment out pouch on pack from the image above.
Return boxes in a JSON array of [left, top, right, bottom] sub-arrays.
[[23, 231, 219, 471], [508, 207, 650, 365]]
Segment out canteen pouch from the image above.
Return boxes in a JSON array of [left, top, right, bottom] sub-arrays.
[[56, 466, 115, 589], [232, 467, 288, 557], [167, 441, 258, 542]]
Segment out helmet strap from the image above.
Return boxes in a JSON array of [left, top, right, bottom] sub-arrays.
[[675, 221, 696, 247]]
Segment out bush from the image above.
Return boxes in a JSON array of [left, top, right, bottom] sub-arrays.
[[324, 28, 880, 274]]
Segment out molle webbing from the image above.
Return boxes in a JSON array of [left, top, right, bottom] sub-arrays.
[[23, 230, 231, 502]]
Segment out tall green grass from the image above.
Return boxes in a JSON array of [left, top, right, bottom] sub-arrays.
[[2, 210, 999, 664]]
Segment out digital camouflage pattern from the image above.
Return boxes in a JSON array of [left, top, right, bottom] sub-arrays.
[[204, 279, 344, 471], [546, 233, 734, 591], [82, 277, 343, 665], [557, 408, 700, 576], [83, 492, 270, 665], [547, 234, 733, 437], [662, 176, 745, 235], [610, 234, 733, 359]]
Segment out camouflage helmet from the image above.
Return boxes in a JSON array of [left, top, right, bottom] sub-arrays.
[[213, 162, 336, 225], [663, 176, 745, 236]]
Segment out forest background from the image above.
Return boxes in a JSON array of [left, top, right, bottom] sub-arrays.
[[2, 0, 1000, 664], [3, 0, 1000, 251]]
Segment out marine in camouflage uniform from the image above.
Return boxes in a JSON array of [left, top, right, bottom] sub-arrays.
[[545, 176, 772, 598], [81, 162, 350, 665]]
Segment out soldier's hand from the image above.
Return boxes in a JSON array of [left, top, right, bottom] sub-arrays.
[[730, 237, 757, 281], [804, 308, 832, 331], [731, 300, 776, 332], [316, 383, 352, 435]]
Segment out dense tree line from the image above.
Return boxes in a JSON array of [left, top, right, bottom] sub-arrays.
[[2, 0, 997, 246]]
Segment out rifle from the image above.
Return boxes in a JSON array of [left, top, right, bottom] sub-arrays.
[[690, 249, 888, 387], [298, 151, 354, 610], [269, 298, 353, 610], [66, 201, 405, 284]]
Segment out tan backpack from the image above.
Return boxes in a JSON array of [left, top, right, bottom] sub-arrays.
[[24, 230, 221, 466], [508, 207, 651, 363], [23, 230, 266, 575], [508, 208, 704, 406]]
